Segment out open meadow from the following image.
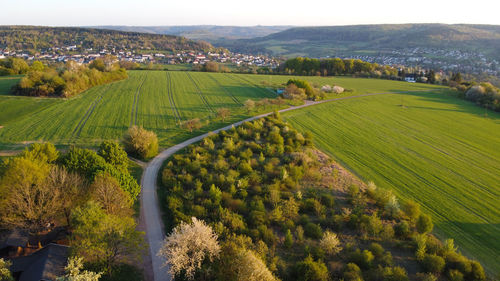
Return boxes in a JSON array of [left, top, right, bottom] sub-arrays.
[[282, 91, 500, 274], [0, 71, 441, 149]]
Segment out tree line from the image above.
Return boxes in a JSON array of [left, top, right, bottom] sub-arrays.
[[449, 74, 500, 112], [158, 113, 486, 281], [11, 56, 128, 97], [279, 57, 399, 78]]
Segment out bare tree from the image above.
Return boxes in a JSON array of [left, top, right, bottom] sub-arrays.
[[244, 99, 255, 113], [46, 166, 88, 226], [158, 217, 220, 280], [0, 157, 61, 232], [90, 173, 133, 217], [216, 108, 231, 122], [182, 118, 202, 132]]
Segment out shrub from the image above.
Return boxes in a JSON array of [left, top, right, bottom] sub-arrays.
[[343, 263, 363, 281], [123, 126, 158, 159], [394, 221, 410, 238], [304, 223, 323, 239], [349, 249, 374, 269], [468, 261, 486, 281], [320, 231, 342, 256], [402, 199, 421, 222], [293, 256, 329, 281], [98, 141, 129, 170], [416, 214, 433, 234], [421, 254, 445, 274], [369, 243, 384, 258]]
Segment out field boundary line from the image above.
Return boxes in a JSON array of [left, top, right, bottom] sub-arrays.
[[185, 72, 215, 114]]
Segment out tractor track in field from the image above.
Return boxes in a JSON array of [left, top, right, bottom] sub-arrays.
[[71, 85, 110, 139], [207, 74, 243, 106], [229, 73, 276, 95], [186, 72, 215, 114], [166, 72, 182, 124], [131, 76, 147, 127]]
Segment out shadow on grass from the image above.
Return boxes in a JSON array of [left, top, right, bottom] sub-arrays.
[[435, 221, 500, 276], [392, 90, 500, 121]]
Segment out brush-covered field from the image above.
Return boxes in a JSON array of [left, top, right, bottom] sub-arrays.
[[0, 71, 441, 149], [282, 91, 500, 275]]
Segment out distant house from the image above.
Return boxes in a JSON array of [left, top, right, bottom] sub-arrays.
[[405, 74, 416, 83], [10, 243, 69, 281]]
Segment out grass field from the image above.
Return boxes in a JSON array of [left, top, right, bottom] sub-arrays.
[[0, 71, 441, 149], [0, 76, 21, 95], [282, 91, 500, 274]]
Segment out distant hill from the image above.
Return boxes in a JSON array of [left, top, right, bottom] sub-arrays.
[[92, 25, 293, 41], [223, 24, 500, 58], [0, 26, 214, 53]]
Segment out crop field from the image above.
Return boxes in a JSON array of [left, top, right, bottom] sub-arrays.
[[0, 71, 442, 149], [0, 76, 21, 95], [283, 91, 500, 274]]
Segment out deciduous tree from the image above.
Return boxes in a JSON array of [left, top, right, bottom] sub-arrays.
[[158, 217, 220, 280]]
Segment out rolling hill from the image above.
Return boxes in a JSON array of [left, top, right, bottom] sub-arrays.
[[224, 24, 500, 58], [92, 25, 293, 41], [0, 26, 214, 53]]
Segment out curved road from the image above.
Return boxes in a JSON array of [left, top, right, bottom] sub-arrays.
[[140, 92, 398, 281]]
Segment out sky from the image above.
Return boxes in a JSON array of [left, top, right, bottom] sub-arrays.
[[1, 0, 499, 26]]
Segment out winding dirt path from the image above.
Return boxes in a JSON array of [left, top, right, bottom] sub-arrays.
[[140, 92, 401, 281]]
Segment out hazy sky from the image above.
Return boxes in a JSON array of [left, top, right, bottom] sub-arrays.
[[1, 0, 499, 26]]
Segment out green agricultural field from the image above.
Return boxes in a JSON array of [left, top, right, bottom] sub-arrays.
[[283, 91, 500, 275], [0, 76, 21, 95], [0, 71, 440, 150]]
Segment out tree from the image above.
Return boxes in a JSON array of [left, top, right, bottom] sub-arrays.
[[21, 142, 59, 163], [98, 141, 129, 170], [182, 118, 203, 133], [46, 166, 88, 226], [284, 229, 293, 248], [216, 108, 231, 122], [320, 231, 342, 256], [204, 61, 220, 72], [284, 83, 307, 100], [426, 70, 436, 84], [421, 254, 445, 274], [158, 217, 220, 280], [244, 99, 255, 113], [90, 173, 133, 217], [230, 249, 278, 281], [402, 200, 420, 223], [56, 257, 102, 281], [123, 126, 158, 159], [293, 255, 329, 281], [385, 195, 400, 218], [0, 258, 13, 281], [70, 201, 145, 274], [0, 156, 60, 232], [416, 214, 433, 234], [451, 72, 463, 84]]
